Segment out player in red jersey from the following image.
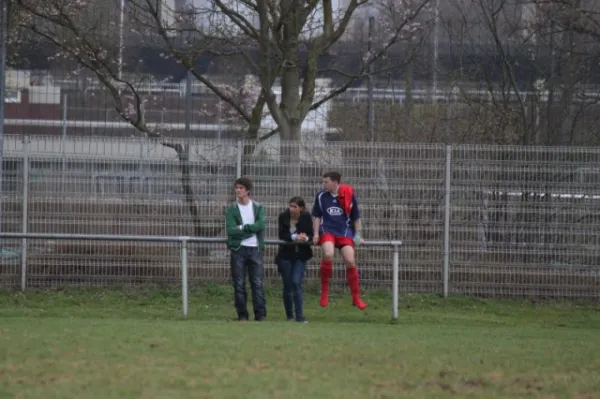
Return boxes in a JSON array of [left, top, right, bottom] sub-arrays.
[[312, 171, 367, 310]]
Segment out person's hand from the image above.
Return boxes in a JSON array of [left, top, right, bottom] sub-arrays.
[[296, 233, 307, 242], [313, 234, 320, 245], [353, 233, 363, 247]]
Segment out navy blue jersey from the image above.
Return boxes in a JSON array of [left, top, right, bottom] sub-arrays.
[[311, 190, 361, 238]]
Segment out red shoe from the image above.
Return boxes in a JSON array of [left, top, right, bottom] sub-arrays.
[[347, 267, 366, 310], [352, 298, 367, 310], [319, 291, 329, 307]]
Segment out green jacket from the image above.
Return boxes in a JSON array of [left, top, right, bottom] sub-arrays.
[[224, 200, 266, 252]]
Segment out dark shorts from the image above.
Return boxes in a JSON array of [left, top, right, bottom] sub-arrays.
[[320, 233, 354, 249]]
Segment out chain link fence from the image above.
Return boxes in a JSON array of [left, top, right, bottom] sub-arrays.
[[1, 135, 599, 298]]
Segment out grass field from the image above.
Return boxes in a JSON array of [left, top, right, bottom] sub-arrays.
[[1, 284, 599, 398]]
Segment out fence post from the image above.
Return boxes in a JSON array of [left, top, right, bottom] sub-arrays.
[[21, 136, 30, 292], [181, 239, 189, 318], [235, 139, 243, 178], [392, 243, 400, 321], [443, 144, 452, 298]]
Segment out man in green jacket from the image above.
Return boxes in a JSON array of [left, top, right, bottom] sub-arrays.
[[224, 176, 267, 321]]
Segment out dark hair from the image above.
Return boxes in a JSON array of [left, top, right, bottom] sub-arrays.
[[234, 176, 253, 192], [322, 171, 342, 183], [289, 196, 306, 209]]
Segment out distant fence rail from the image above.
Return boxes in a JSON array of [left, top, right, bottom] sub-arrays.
[[1, 135, 600, 300]]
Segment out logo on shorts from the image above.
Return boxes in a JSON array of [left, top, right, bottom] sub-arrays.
[[327, 206, 344, 216]]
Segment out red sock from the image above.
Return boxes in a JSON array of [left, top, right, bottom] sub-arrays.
[[319, 260, 333, 307], [347, 266, 367, 310]]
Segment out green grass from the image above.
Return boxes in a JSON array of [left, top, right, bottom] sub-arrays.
[[1, 284, 599, 398]]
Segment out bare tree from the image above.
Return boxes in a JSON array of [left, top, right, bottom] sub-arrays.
[[12, 0, 431, 235], [326, 0, 435, 142], [432, 0, 600, 266], [423, 0, 600, 146], [531, 0, 600, 145], [14, 0, 431, 140]]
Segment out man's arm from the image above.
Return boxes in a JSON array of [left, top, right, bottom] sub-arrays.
[[225, 206, 246, 238], [353, 219, 362, 234], [242, 204, 266, 234], [311, 193, 322, 219], [350, 193, 361, 222], [312, 193, 322, 244], [350, 194, 363, 244], [312, 217, 321, 236]]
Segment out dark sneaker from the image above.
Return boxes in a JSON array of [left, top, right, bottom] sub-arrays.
[[255, 316, 266, 322], [295, 317, 308, 323]]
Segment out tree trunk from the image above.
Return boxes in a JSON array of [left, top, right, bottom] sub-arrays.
[[280, 0, 301, 142], [241, 141, 256, 177], [174, 144, 221, 244], [280, 123, 301, 197], [277, 0, 303, 196]]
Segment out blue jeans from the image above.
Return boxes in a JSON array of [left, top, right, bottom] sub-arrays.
[[230, 246, 266, 320], [277, 258, 307, 321]]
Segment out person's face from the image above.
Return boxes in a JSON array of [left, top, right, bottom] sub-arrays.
[[289, 202, 303, 218], [322, 177, 338, 193], [235, 184, 249, 200]]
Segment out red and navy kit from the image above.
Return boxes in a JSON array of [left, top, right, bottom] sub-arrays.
[[312, 189, 360, 248], [312, 185, 367, 310]]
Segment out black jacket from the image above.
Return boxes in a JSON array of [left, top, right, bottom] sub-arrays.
[[275, 210, 314, 262]]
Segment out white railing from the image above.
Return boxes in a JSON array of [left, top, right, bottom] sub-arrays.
[[0, 232, 403, 320], [51, 78, 600, 103]]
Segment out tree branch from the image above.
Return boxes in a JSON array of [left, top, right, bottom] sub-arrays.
[[143, 1, 255, 123], [307, 0, 431, 112]]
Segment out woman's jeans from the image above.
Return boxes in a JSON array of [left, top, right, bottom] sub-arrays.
[[277, 258, 307, 320]]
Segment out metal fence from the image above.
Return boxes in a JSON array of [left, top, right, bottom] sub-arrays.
[[0, 232, 403, 319], [1, 135, 600, 299]]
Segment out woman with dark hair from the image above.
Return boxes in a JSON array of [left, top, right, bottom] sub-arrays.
[[275, 196, 314, 323]]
